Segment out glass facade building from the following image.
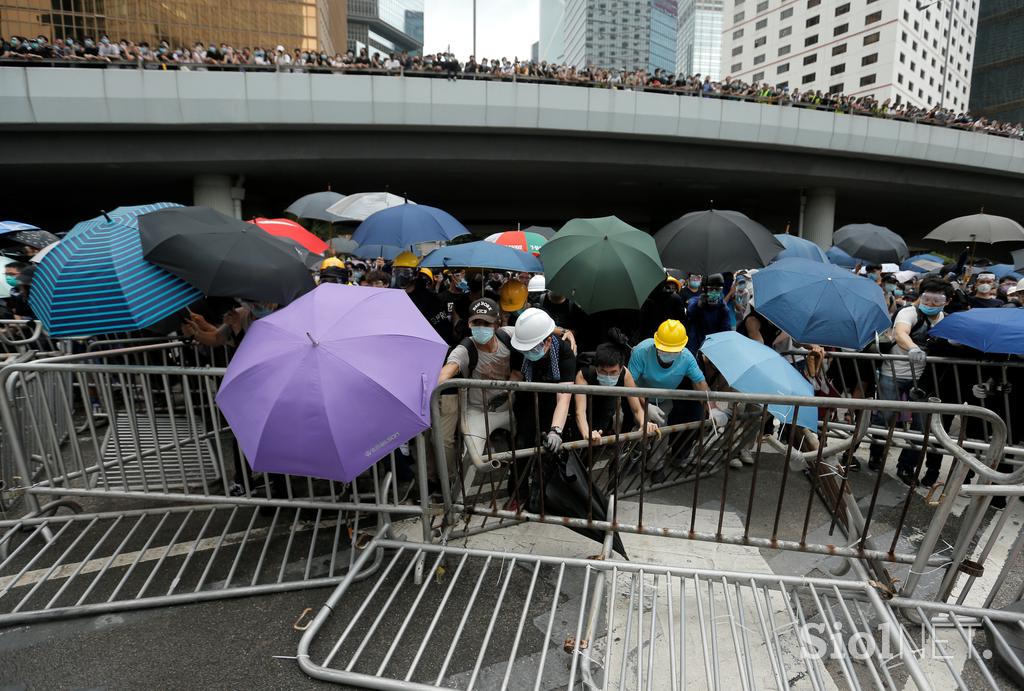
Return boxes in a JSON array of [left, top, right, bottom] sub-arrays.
[[969, 0, 1024, 125], [563, 0, 677, 73], [675, 0, 720, 80], [346, 0, 423, 55], [0, 0, 344, 53]]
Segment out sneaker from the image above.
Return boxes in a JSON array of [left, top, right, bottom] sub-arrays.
[[920, 470, 940, 488], [991, 496, 1007, 510], [868, 457, 883, 472], [729, 458, 743, 469], [896, 467, 917, 487]]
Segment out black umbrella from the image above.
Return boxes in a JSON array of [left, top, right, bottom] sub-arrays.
[[655, 209, 783, 274], [522, 225, 556, 239], [139, 206, 315, 305], [0, 229, 60, 250], [285, 190, 346, 222], [833, 223, 908, 263]]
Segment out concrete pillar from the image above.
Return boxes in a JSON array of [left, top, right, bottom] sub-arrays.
[[193, 174, 245, 219], [800, 188, 836, 249]]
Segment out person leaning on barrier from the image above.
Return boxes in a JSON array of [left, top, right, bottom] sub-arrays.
[[627, 320, 713, 427], [868, 277, 951, 485]]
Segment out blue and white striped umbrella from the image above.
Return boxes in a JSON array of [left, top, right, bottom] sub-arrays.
[[30, 204, 203, 336]]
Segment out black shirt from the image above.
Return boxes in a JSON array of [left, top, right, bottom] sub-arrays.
[[406, 286, 453, 345], [540, 295, 584, 333], [969, 295, 1005, 309]]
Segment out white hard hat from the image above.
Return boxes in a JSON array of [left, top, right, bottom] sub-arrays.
[[510, 307, 555, 351], [527, 274, 546, 293], [1008, 278, 1024, 296]]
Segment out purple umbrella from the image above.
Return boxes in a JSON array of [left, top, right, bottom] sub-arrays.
[[216, 283, 447, 482]]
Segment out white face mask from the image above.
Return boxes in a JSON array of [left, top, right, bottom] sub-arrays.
[[977, 283, 993, 295]]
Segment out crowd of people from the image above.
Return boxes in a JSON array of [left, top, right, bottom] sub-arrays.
[[3, 33, 1022, 139]]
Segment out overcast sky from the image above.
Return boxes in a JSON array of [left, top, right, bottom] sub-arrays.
[[423, 0, 539, 60]]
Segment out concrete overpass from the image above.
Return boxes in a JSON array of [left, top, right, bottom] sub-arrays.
[[2, 66, 1023, 249]]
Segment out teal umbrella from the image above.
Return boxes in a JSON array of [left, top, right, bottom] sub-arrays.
[[539, 216, 663, 313]]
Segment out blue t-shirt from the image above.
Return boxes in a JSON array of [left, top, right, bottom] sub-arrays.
[[628, 338, 705, 392]]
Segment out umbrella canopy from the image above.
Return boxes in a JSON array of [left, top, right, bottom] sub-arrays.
[[971, 264, 1022, 281], [833, 224, 908, 263], [485, 230, 548, 255], [522, 225, 556, 239], [925, 213, 1024, 244], [0, 221, 39, 233], [540, 216, 664, 313], [139, 206, 315, 305], [0, 222, 60, 250], [1013, 248, 1024, 272], [773, 234, 829, 263], [249, 217, 329, 255], [825, 245, 860, 269], [929, 309, 1024, 355], [29, 204, 203, 336], [901, 253, 947, 273], [751, 257, 892, 349], [420, 241, 542, 272], [285, 190, 346, 222], [353, 244, 406, 261], [215, 284, 448, 482], [655, 209, 783, 274], [29, 240, 60, 264], [330, 237, 359, 255], [326, 192, 414, 222], [351, 204, 469, 248], [700, 331, 818, 429]]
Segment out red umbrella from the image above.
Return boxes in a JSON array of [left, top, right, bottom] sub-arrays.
[[249, 217, 329, 255]]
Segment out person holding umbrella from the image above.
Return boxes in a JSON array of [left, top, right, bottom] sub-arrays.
[[684, 274, 732, 355], [868, 277, 952, 485]]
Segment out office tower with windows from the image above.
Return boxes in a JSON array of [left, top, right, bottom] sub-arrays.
[[969, 0, 1024, 124], [564, 0, 678, 73], [677, 0, 723, 79]]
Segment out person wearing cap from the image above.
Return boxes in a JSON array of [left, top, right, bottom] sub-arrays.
[[499, 280, 529, 326], [679, 272, 702, 303], [1004, 279, 1024, 307], [970, 272, 1005, 309], [527, 274, 546, 307], [437, 297, 521, 469]]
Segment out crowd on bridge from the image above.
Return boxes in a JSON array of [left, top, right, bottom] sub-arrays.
[[2, 33, 1022, 140]]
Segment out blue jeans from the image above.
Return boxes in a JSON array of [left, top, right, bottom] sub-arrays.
[[873, 375, 942, 474]]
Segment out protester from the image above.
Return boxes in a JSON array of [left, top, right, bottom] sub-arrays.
[[684, 273, 731, 354], [572, 329, 658, 441], [969, 272, 1005, 308]]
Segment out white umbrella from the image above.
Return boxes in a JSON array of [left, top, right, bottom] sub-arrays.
[[325, 192, 414, 222], [29, 240, 59, 264]]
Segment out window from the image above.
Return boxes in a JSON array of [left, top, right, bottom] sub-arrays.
[[781, 7, 793, 19], [806, 15, 820, 27], [732, 45, 743, 56], [753, 71, 765, 81], [803, 53, 817, 65], [754, 36, 766, 47], [861, 52, 878, 66], [834, 23, 848, 36], [832, 43, 847, 56], [835, 2, 850, 15], [756, 0, 768, 11], [734, 11, 745, 22], [899, 52, 905, 63], [866, 11, 882, 24], [864, 32, 880, 46], [901, 31, 907, 42], [778, 44, 791, 56], [779, 26, 792, 38], [860, 73, 876, 86], [897, 73, 903, 84], [831, 63, 846, 75], [754, 53, 765, 64], [732, 62, 743, 72], [778, 62, 790, 74], [802, 72, 816, 84], [829, 83, 844, 94], [755, 18, 768, 30], [733, 28, 744, 39], [777, 81, 789, 90], [805, 34, 819, 46], [808, 0, 820, 7]]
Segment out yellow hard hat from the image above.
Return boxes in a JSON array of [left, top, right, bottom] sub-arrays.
[[665, 275, 682, 291], [653, 319, 688, 352], [499, 280, 528, 312], [320, 257, 345, 271], [418, 267, 434, 281], [393, 251, 419, 268]]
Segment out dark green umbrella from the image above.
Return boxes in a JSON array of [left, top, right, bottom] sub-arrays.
[[539, 216, 663, 313]]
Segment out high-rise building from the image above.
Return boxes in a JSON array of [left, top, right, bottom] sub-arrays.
[[719, 0, 979, 111], [676, 0, 723, 79], [969, 0, 1024, 125], [564, 0, 678, 74], [347, 0, 424, 55], [0, 0, 346, 54], [538, 0, 566, 63]]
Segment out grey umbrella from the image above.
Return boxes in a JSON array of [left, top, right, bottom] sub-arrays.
[[285, 191, 346, 222], [522, 225, 556, 239], [655, 209, 784, 274], [925, 212, 1024, 244], [330, 236, 359, 255], [833, 223, 908, 263]]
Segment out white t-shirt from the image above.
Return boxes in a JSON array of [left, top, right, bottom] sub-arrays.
[[889, 306, 943, 380], [445, 326, 514, 409]]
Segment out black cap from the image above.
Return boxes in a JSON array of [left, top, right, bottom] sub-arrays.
[[468, 297, 499, 323]]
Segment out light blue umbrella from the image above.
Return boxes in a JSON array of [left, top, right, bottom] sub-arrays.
[[29, 204, 203, 336], [900, 253, 947, 273], [971, 264, 1022, 281], [0, 221, 40, 233], [352, 204, 470, 247], [420, 241, 542, 272], [773, 234, 828, 263], [700, 331, 818, 429], [825, 245, 860, 268], [752, 257, 892, 349]]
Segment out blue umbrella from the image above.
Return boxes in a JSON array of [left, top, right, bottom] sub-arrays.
[[700, 331, 818, 429], [419, 241, 542, 272], [900, 253, 947, 273], [352, 244, 407, 261], [752, 257, 892, 349], [971, 264, 1022, 281], [825, 245, 860, 268], [0, 221, 40, 233], [773, 234, 828, 263], [929, 309, 1024, 355], [30, 204, 203, 336], [352, 204, 470, 248]]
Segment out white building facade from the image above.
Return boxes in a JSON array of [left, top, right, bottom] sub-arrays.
[[719, 0, 979, 110], [677, 0, 724, 80], [564, 0, 678, 73]]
